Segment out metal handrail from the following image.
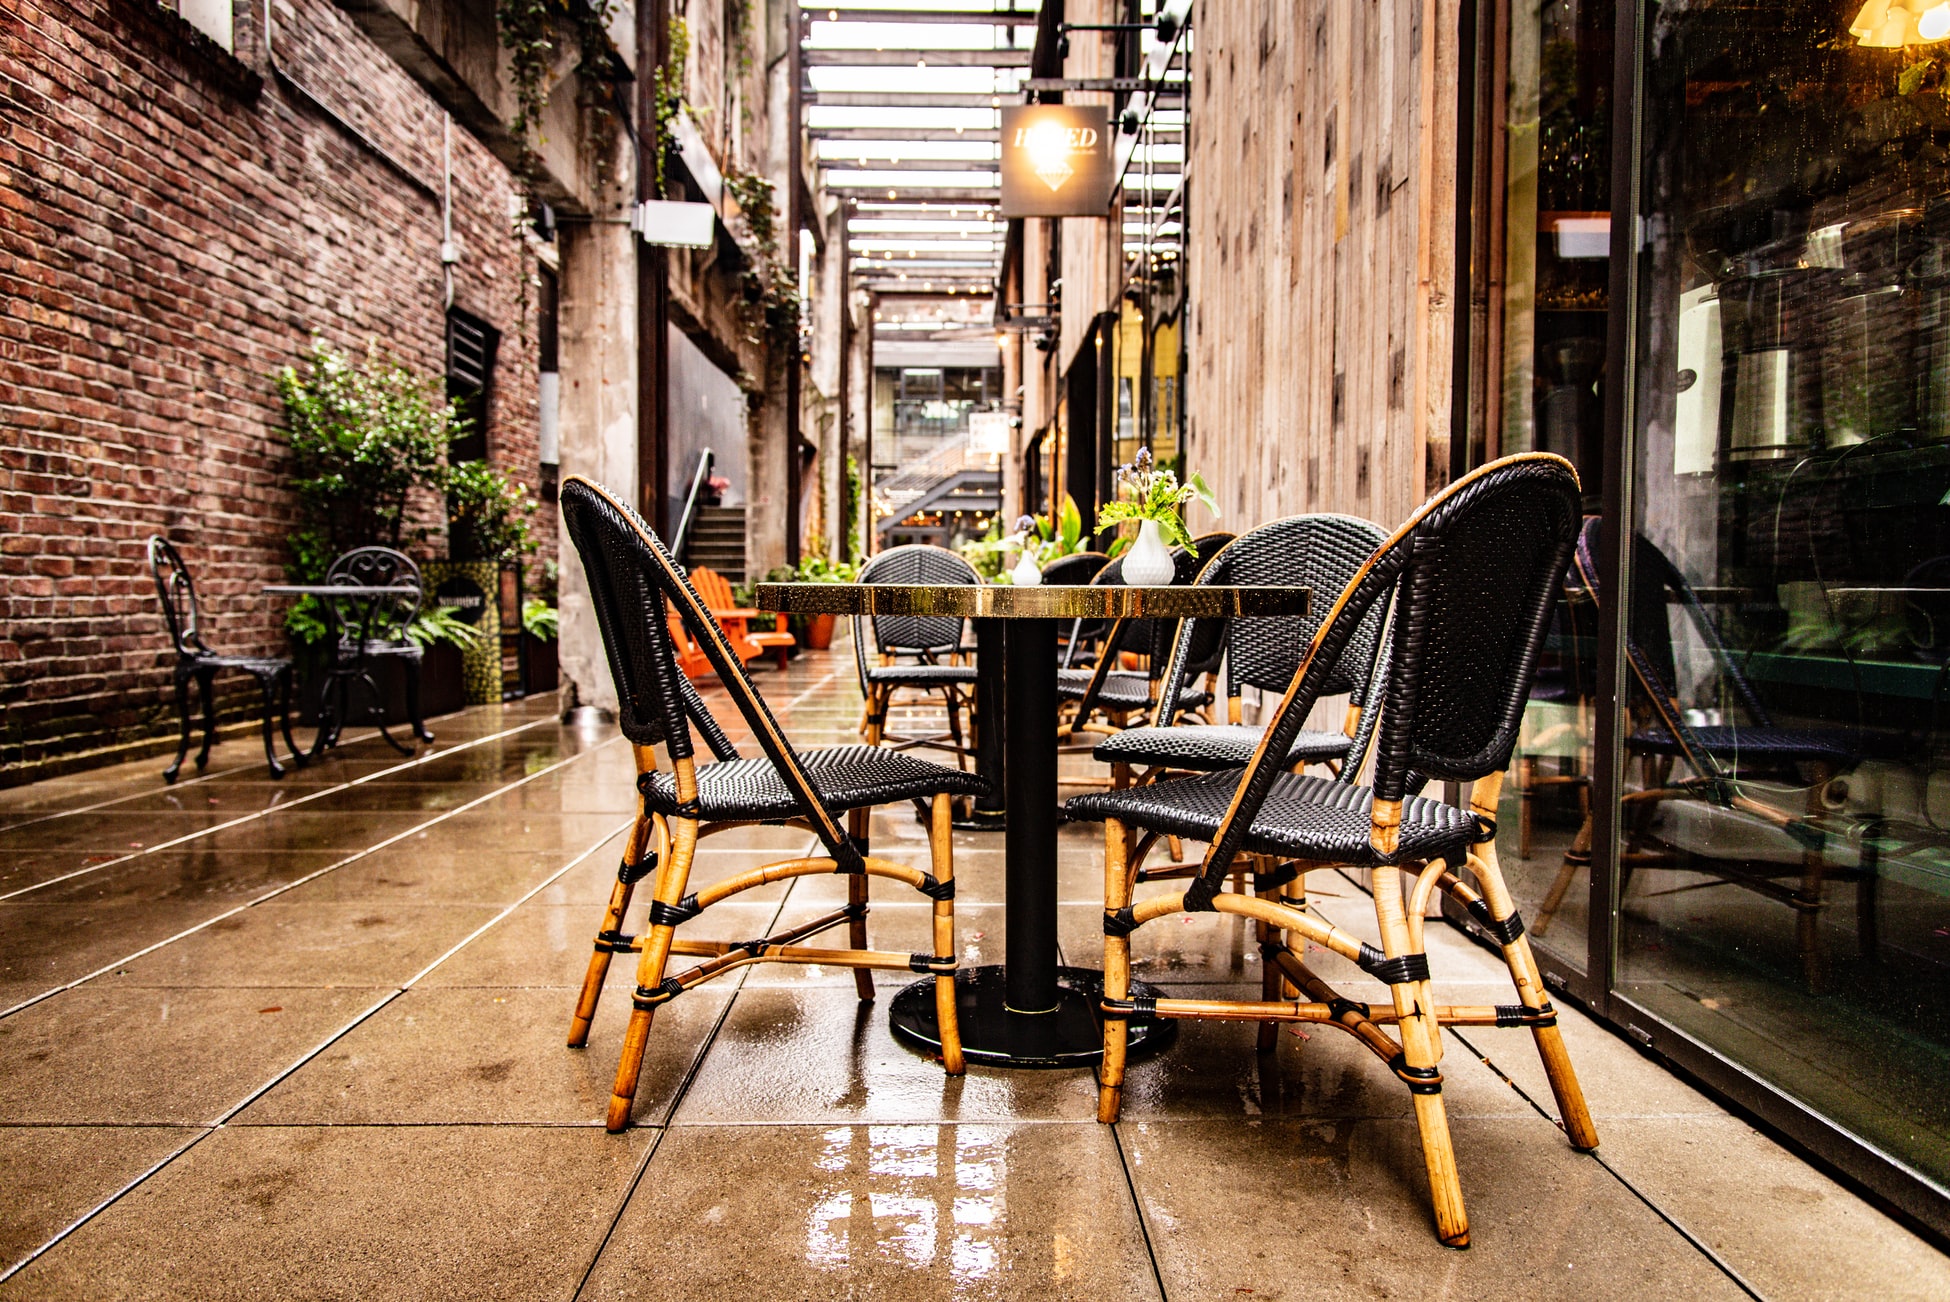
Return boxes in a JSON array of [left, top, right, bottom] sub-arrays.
[[672, 447, 715, 561]]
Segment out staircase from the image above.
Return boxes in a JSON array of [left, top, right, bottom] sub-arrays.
[[685, 505, 748, 581]]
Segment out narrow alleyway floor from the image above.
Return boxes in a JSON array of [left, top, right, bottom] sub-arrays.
[[0, 643, 1944, 1300]]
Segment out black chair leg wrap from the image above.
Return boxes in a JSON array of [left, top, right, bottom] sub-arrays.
[[1103, 906, 1138, 937], [632, 977, 685, 1011], [648, 895, 701, 927], [917, 874, 955, 901], [1328, 997, 1370, 1021], [908, 953, 957, 973], [1357, 944, 1432, 985], [594, 929, 637, 954], [1495, 1002, 1557, 1028], [619, 851, 659, 886], [1252, 862, 1301, 893], [1464, 898, 1526, 945], [1100, 994, 1158, 1019], [1389, 1053, 1444, 1094]]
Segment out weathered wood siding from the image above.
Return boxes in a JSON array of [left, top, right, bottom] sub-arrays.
[[1185, 0, 1458, 536]]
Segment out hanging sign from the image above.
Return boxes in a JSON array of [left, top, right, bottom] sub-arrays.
[[999, 105, 1114, 218]]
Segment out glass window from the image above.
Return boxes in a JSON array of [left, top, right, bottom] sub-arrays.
[[1622, 0, 1950, 1189], [1462, 0, 1617, 974]]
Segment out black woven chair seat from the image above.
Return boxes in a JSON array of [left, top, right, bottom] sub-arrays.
[[1630, 725, 1858, 766], [1092, 722, 1352, 772], [641, 744, 989, 821], [866, 662, 978, 686], [1057, 668, 1211, 713], [1067, 770, 1481, 867], [189, 653, 291, 677], [342, 639, 423, 660]]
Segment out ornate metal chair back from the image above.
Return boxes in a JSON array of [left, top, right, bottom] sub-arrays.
[[1192, 454, 1581, 892], [561, 476, 865, 868], [322, 547, 425, 645], [147, 536, 207, 658]]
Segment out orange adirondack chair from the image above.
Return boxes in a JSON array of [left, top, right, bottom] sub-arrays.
[[688, 566, 796, 671]]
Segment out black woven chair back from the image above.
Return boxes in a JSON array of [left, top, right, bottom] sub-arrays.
[[323, 547, 424, 642], [148, 536, 207, 657], [857, 545, 977, 652], [1040, 552, 1109, 586], [560, 477, 866, 863], [1192, 454, 1580, 883]]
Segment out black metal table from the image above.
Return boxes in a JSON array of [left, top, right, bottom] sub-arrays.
[[263, 584, 422, 757], [757, 581, 1311, 1068]]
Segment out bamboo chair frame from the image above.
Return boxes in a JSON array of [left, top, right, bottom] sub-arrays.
[[1081, 453, 1599, 1249], [560, 477, 973, 1133]]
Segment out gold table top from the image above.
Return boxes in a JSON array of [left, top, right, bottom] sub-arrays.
[[754, 583, 1311, 619]]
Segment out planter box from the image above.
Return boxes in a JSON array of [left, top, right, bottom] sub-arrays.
[[298, 645, 463, 727], [523, 634, 559, 692]]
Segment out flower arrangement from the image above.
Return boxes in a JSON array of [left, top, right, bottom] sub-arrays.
[[1094, 447, 1218, 549]]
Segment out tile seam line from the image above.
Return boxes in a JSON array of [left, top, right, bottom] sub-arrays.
[[572, 833, 814, 1297], [0, 706, 496, 834], [1445, 1025, 1771, 1300], [0, 734, 626, 1022], [1109, 1121, 1173, 1301], [0, 714, 560, 902], [0, 814, 635, 1286]]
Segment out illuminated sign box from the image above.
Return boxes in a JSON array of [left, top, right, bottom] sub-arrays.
[[999, 105, 1114, 219]]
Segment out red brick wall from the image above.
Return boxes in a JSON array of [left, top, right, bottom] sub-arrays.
[[0, 0, 557, 777]]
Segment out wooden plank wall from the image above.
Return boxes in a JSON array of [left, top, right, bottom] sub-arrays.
[[1185, 0, 1458, 537]]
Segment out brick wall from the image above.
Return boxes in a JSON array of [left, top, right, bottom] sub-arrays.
[[0, 0, 557, 779]]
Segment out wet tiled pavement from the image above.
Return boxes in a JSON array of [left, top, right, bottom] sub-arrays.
[[1, 646, 1945, 1299]]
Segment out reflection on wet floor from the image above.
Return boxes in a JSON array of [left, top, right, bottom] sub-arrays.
[[0, 645, 1944, 1299]]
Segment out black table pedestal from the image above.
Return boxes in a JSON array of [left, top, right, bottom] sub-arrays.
[[886, 617, 1173, 1067], [888, 966, 1174, 1068]]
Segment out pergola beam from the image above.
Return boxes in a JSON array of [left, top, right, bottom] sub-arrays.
[[804, 48, 1031, 67]]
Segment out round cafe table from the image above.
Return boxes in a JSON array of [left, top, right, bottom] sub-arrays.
[[757, 580, 1311, 1069]]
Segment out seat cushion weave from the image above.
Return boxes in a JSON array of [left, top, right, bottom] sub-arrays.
[[1093, 723, 1351, 772], [641, 745, 988, 821], [1057, 668, 1212, 713], [1629, 725, 1857, 766], [866, 662, 978, 686], [1066, 770, 1480, 867]]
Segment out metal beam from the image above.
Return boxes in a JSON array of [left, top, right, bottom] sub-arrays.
[[803, 48, 1030, 67], [810, 127, 1001, 141], [804, 8, 1041, 24], [826, 185, 1002, 202], [817, 158, 999, 172], [805, 91, 1013, 108]]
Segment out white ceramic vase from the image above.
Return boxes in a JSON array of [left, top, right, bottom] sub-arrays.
[[1010, 551, 1043, 586], [1122, 518, 1175, 585]]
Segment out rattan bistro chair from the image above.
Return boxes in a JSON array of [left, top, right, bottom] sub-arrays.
[[853, 544, 981, 760], [560, 477, 987, 1131], [148, 536, 306, 782], [1066, 453, 1599, 1248], [1091, 514, 1391, 783]]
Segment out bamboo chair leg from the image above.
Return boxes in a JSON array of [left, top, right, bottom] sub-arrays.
[[944, 690, 966, 768], [1256, 857, 1282, 1053], [1531, 811, 1591, 939], [607, 811, 698, 1132], [572, 745, 662, 1046], [1099, 818, 1133, 1124], [1466, 803, 1599, 1152], [1518, 758, 1535, 858], [848, 806, 876, 1001], [929, 793, 965, 1074], [1373, 864, 1469, 1247], [570, 808, 661, 1046]]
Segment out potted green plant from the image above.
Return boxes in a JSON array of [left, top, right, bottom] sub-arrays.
[[1094, 448, 1219, 585], [435, 460, 540, 703], [768, 554, 858, 650], [522, 560, 561, 691], [983, 494, 1086, 585], [277, 340, 472, 720]]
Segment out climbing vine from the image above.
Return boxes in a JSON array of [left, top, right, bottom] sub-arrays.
[[496, 0, 620, 167], [650, 15, 691, 191], [723, 167, 801, 351]]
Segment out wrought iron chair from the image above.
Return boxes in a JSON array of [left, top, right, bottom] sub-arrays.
[[147, 536, 305, 782], [1536, 519, 1878, 989], [1090, 515, 1390, 781], [314, 547, 435, 754], [1057, 532, 1235, 743], [560, 476, 986, 1131], [1066, 453, 1598, 1248], [853, 544, 980, 762]]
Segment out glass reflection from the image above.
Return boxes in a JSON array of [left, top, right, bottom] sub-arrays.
[[1624, 0, 1950, 1187]]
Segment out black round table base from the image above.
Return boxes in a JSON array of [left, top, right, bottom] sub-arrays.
[[888, 965, 1175, 1068]]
